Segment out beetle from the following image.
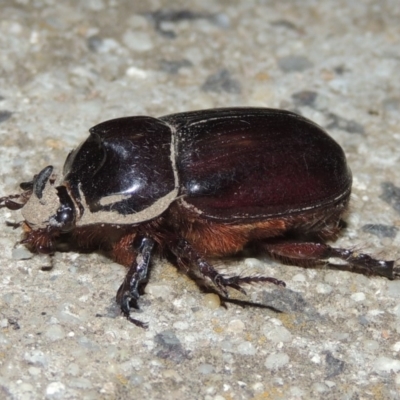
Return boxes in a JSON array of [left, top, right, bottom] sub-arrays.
[[0, 108, 396, 326]]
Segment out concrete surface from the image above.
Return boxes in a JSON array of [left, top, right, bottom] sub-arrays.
[[0, 1, 400, 399]]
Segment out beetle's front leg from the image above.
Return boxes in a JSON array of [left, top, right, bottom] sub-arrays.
[[116, 236, 155, 327], [170, 238, 285, 297], [0, 194, 28, 210]]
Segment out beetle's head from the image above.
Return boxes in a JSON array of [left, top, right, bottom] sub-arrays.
[[21, 166, 77, 234]]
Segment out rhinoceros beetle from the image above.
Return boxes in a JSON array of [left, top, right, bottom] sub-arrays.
[[0, 108, 396, 327]]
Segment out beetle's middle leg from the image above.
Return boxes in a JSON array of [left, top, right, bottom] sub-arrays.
[[261, 240, 395, 279], [169, 238, 285, 297], [116, 236, 155, 327]]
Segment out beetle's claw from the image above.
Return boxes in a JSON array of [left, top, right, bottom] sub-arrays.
[[126, 315, 148, 329], [215, 274, 286, 297], [213, 274, 251, 297], [119, 291, 147, 328], [221, 276, 247, 295], [230, 284, 247, 295]]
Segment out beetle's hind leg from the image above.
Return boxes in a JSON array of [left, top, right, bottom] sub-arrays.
[[261, 240, 395, 279], [169, 238, 285, 297], [116, 236, 155, 328]]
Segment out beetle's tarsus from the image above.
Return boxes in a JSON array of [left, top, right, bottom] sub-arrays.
[[217, 275, 286, 295], [119, 282, 147, 328], [116, 236, 155, 328], [329, 248, 395, 279], [120, 294, 148, 328], [263, 241, 395, 279], [227, 275, 286, 288]]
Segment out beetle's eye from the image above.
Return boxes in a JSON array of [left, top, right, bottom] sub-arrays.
[[52, 186, 76, 232]]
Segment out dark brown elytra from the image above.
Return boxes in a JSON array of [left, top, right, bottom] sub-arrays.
[[0, 108, 396, 327]]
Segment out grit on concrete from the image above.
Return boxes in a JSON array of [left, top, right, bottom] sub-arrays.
[[0, 1, 400, 399]]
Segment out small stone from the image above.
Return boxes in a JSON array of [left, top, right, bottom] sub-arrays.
[[125, 66, 148, 79], [363, 340, 379, 352], [155, 330, 187, 363], [227, 319, 245, 333], [129, 374, 143, 386], [44, 325, 65, 341], [263, 325, 292, 343], [350, 292, 366, 302], [0, 333, 9, 345], [265, 352, 290, 370], [122, 31, 153, 52], [28, 366, 41, 376], [24, 350, 48, 366], [362, 224, 398, 238], [292, 273, 306, 282], [20, 383, 34, 392], [392, 342, 400, 352], [244, 258, 265, 269], [202, 293, 221, 310], [172, 321, 189, 330], [252, 382, 264, 393], [0, 110, 12, 123], [198, 363, 215, 374], [66, 363, 80, 376], [278, 55, 313, 72], [382, 97, 400, 113], [312, 382, 328, 393], [163, 369, 183, 382], [324, 381, 336, 388], [292, 90, 318, 107], [85, 0, 105, 11], [237, 341, 256, 356], [290, 386, 305, 397], [373, 356, 400, 374], [386, 281, 400, 297], [392, 304, 400, 317], [12, 247, 33, 260], [316, 283, 333, 294], [201, 69, 241, 94], [325, 352, 345, 378], [221, 340, 234, 353], [159, 59, 192, 74], [46, 382, 65, 397], [70, 377, 93, 389], [325, 112, 365, 134]]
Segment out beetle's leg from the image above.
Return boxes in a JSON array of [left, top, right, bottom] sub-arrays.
[[262, 241, 395, 279], [6, 221, 23, 229], [170, 238, 285, 297], [116, 236, 155, 328], [0, 194, 27, 210]]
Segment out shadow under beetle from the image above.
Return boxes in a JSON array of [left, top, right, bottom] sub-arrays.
[[0, 108, 396, 327]]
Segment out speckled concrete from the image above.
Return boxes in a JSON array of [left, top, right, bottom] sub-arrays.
[[1, 1, 400, 399]]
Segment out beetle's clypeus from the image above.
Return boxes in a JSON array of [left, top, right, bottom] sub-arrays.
[[0, 108, 396, 326]]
